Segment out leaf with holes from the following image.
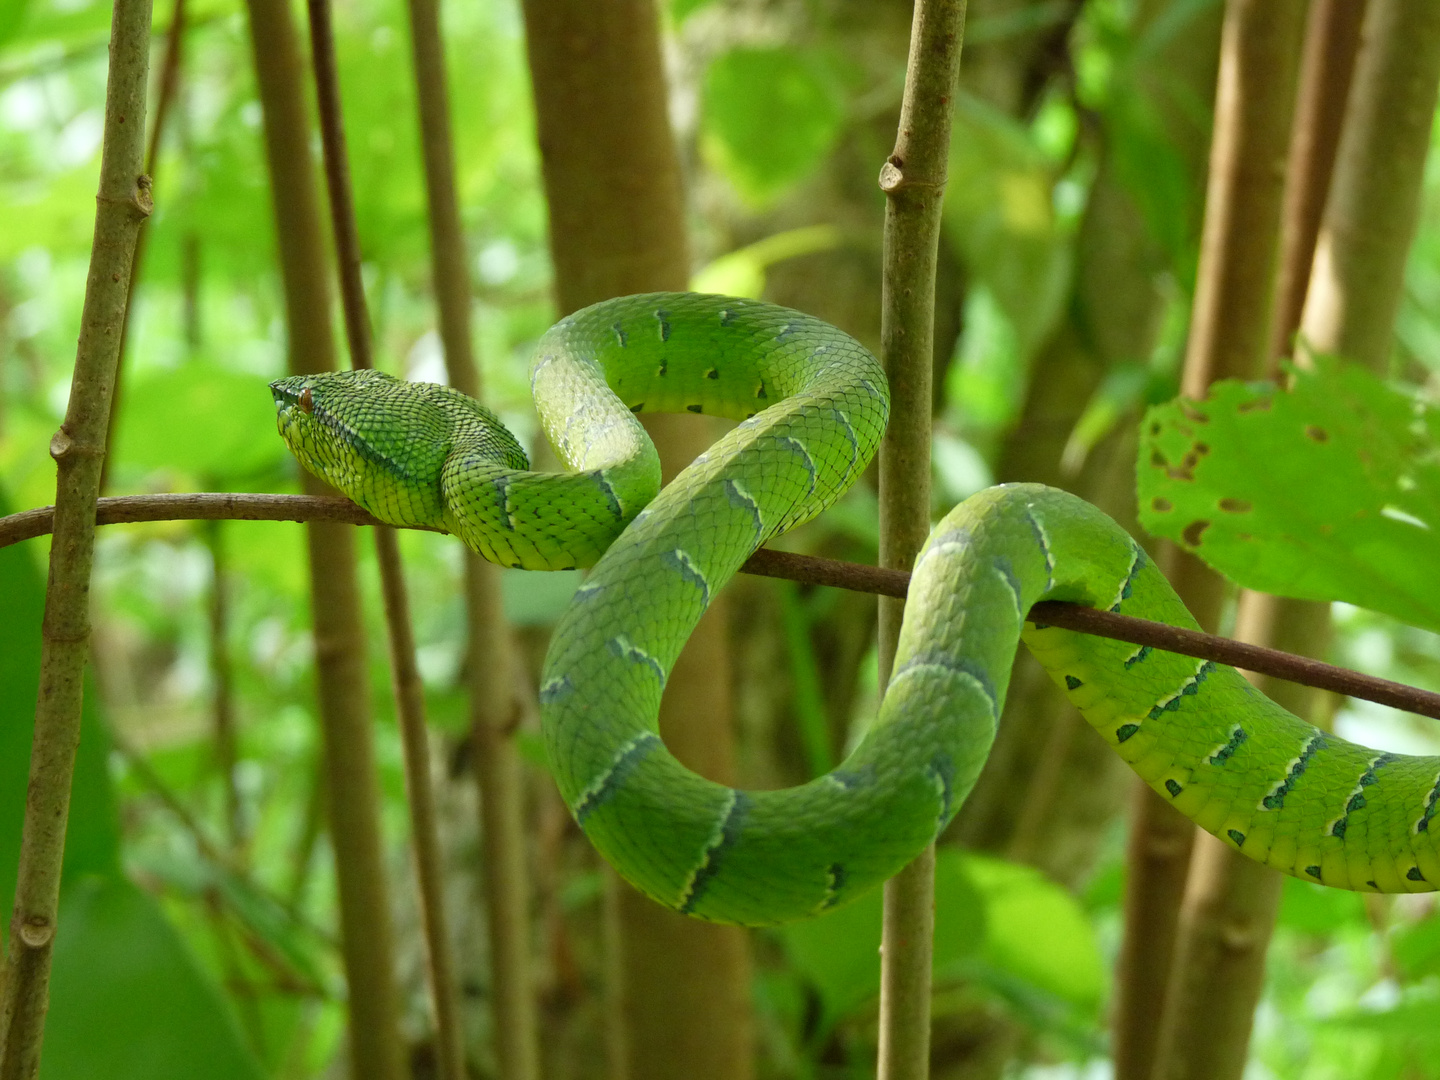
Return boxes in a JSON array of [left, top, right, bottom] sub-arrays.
[[1138, 359, 1440, 632]]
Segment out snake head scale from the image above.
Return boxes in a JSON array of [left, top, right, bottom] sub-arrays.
[[271, 368, 528, 536]]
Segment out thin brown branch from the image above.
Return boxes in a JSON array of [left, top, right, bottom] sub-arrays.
[[876, 1, 968, 1076], [8, 493, 1440, 721], [1267, 0, 1367, 368], [99, 0, 187, 496], [0, 0, 154, 1070], [402, 0, 538, 1072], [304, 1, 466, 1072], [202, 520, 243, 853], [305, 0, 371, 369], [241, 0, 405, 1069], [372, 531, 468, 1080]]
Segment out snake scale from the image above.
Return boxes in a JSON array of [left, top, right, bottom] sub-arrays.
[[273, 292, 1440, 926]]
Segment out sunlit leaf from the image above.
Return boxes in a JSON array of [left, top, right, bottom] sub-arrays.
[[690, 224, 842, 299], [1138, 359, 1440, 632], [780, 850, 1103, 1034], [943, 94, 1071, 358], [1276, 876, 1367, 936]]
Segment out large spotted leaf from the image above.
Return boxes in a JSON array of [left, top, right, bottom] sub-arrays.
[[1138, 360, 1440, 633]]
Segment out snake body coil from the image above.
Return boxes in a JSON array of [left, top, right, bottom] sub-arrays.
[[274, 292, 1440, 926]]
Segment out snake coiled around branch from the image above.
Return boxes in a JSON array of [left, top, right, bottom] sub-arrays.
[[273, 292, 1440, 926]]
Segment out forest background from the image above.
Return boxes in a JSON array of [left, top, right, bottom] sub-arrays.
[[4, 0, 1440, 1078]]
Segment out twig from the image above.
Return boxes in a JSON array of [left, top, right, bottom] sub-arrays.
[[7, 493, 1440, 720], [241, 0, 406, 1071], [876, 1, 968, 1076], [305, 0, 372, 368], [304, 2, 467, 1073], [403, 0, 540, 1065], [0, 0, 154, 1071], [100, 0, 188, 495]]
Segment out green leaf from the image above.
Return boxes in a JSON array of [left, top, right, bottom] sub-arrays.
[[779, 849, 986, 1033], [1392, 910, 1440, 980], [671, 0, 718, 22], [1138, 359, 1440, 632], [43, 876, 265, 1080], [701, 46, 845, 204], [780, 852, 1103, 1039], [962, 853, 1105, 1010]]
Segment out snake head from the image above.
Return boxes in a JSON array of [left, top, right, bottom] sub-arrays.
[[271, 369, 449, 526], [270, 372, 358, 493]]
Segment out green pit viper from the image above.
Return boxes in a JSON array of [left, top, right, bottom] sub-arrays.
[[272, 292, 1440, 926]]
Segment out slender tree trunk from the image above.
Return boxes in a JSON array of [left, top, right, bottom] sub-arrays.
[[1300, 0, 1440, 372], [403, 0, 539, 1075], [519, 4, 753, 1078], [1123, 5, 1307, 1080], [874, 6, 967, 1080], [1152, 3, 1440, 1079], [240, 0, 406, 1076], [0, 0, 154, 1073]]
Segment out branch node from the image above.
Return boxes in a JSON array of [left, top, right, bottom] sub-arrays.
[[18, 917, 54, 949], [48, 428, 103, 463], [95, 173, 154, 219]]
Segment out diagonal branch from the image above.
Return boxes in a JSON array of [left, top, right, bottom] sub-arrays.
[[303, 0, 467, 1073], [11, 496, 1434, 723]]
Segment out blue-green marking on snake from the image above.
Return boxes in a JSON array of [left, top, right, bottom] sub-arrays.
[[272, 291, 1440, 923]]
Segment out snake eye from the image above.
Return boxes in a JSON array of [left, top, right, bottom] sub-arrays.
[[298, 387, 314, 414]]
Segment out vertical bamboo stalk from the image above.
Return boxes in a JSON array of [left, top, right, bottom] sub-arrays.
[[1115, 5, 1306, 1079], [302, 3, 468, 1077], [401, 0, 539, 1073], [875, 3, 967, 1079], [0, 0, 154, 1073], [239, 0, 406, 1075], [518, 4, 753, 1078]]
